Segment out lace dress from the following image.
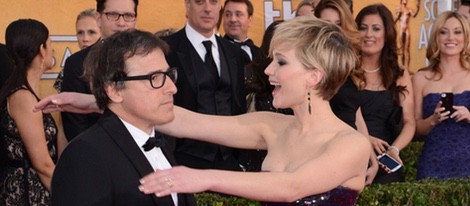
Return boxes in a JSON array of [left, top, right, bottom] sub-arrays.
[[0, 87, 58, 206], [261, 186, 358, 206], [417, 91, 470, 180]]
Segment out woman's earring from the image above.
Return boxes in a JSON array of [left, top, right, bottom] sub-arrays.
[[308, 91, 311, 115], [40, 59, 45, 69]]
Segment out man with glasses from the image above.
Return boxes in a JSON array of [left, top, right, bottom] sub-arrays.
[[60, 0, 138, 141], [52, 29, 197, 206]]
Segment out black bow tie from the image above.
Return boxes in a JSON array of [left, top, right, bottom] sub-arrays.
[[237, 39, 254, 47], [225, 35, 254, 47], [142, 133, 165, 152]]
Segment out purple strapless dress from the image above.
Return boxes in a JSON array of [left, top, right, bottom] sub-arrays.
[[417, 91, 470, 180], [261, 186, 358, 206]]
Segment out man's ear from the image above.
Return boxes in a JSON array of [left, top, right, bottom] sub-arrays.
[[95, 12, 102, 29], [306, 68, 324, 88], [105, 83, 124, 104]]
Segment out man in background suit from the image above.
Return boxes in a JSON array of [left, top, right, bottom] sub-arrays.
[[0, 44, 13, 89], [222, 0, 259, 61], [61, 0, 138, 141], [52, 29, 197, 206], [162, 0, 247, 171], [458, 0, 470, 23]]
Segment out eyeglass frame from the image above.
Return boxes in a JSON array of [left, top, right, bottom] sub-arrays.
[[102, 11, 137, 22], [113, 67, 178, 89]]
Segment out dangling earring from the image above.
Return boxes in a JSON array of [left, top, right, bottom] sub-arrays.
[[40, 58, 45, 69], [307, 91, 311, 115]]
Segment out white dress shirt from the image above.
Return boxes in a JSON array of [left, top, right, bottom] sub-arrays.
[[185, 22, 221, 76], [120, 118, 178, 205]]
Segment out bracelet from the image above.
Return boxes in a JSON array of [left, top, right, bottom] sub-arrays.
[[388, 146, 400, 155]]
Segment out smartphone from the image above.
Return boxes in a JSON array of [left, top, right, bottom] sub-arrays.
[[440, 92, 454, 113], [377, 153, 402, 173]]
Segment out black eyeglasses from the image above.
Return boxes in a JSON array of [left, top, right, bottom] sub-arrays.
[[114, 67, 178, 89], [103, 12, 136, 22]]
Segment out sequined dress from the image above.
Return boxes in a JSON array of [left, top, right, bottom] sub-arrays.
[[0, 87, 58, 205], [417, 91, 470, 180], [261, 187, 358, 206]]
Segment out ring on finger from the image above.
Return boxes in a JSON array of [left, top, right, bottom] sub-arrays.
[[165, 177, 174, 188]]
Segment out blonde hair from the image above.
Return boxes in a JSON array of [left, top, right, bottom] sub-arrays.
[[76, 8, 97, 22], [270, 16, 357, 100], [423, 11, 470, 80]]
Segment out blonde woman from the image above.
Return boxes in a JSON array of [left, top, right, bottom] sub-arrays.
[[413, 11, 470, 180]]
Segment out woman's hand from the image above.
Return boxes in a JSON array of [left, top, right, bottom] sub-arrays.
[[430, 101, 450, 126], [368, 136, 389, 154], [450, 105, 470, 123], [365, 152, 378, 185], [33, 92, 100, 114], [139, 166, 210, 197]]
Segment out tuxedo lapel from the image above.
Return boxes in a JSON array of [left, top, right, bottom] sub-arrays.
[[99, 109, 154, 176], [98, 109, 176, 206], [177, 30, 199, 94]]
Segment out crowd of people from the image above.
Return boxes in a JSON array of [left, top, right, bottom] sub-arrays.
[[0, 0, 469, 205]]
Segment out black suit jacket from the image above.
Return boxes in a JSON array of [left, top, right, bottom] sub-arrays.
[[61, 46, 100, 140], [162, 28, 247, 166], [51, 109, 197, 206]]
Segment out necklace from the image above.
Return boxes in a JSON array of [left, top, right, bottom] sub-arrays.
[[363, 66, 381, 73]]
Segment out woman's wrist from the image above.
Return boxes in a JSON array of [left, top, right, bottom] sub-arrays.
[[387, 145, 400, 155]]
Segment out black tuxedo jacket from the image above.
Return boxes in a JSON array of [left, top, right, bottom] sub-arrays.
[[61, 45, 100, 140], [51, 109, 197, 206], [162, 28, 247, 166]]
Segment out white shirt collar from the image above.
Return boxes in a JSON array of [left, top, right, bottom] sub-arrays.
[[119, 118, 154, 149], [185, 22, 217, 49]]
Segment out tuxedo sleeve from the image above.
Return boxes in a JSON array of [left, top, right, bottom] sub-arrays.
[[52, 140, 112, 206]]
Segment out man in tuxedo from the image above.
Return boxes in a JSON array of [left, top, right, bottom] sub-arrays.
[[458, 0, 470, 23], [51, 29, 197, 206], [162, 0, 247, 171], [61, 0, 138, 141], [222, 0, 259, 60]]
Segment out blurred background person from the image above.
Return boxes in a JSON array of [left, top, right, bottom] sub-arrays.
[[355, 4, 415, 184], [161, 0, 248, 171], [413, 11, 470, 180], [295, 0, 316, 17], [60, 0, 139, 141], [155, 27, 177, 38], [222, 0, 259, 61], [75, 8, 101, 50], [54, 8, 101, 92], [457, 0, 470, 24], [0, 19, 67, 205], [314, 0, 378, 185]]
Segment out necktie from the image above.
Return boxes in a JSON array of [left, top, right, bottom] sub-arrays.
[[142, 133, 165, 152], [202, 40, 219, 81]]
